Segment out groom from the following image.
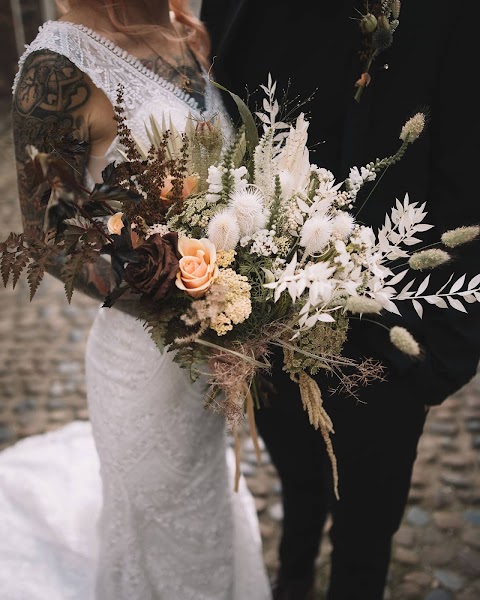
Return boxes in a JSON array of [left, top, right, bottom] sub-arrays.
[[201, 1, 480, 599]]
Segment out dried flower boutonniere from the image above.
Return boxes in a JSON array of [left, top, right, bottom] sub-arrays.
[[353, 0, 401, 102]]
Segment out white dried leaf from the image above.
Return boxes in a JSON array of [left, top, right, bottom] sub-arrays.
[[412, 299, 423, 318], [450, 274, 466, 294], [447, 297, 467, 312], [416, 274, 430, 296]]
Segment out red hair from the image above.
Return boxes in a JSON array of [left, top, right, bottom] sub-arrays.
[[66, 1, 211, 68]]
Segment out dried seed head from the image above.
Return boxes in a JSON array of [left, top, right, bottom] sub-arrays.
[[345, 296, 383, 314], [441, 226, 480, 248], [389, 326, 421, 357], [392, 0, 401, 20], [207, 210, 240, 251], [408, 249, 451, 271], [372, 27, 393, 52], [360, 13, 378, 33], [400, 113, 426, 143]]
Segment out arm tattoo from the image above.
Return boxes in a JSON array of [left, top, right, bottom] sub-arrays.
[[12, 50, 138, 312]]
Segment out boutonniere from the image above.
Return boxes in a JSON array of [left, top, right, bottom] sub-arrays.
[[353, 0, 401, 102]]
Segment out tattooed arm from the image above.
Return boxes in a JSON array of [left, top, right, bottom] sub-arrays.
[[12, 50, 146, 316]]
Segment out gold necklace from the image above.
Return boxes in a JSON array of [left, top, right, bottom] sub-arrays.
[[145, 28, 193, 93]]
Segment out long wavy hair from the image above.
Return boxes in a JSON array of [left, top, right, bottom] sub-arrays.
[[65, 0, 211, 68]]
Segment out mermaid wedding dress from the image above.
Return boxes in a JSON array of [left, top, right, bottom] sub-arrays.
[[0, 20, 271, 600]]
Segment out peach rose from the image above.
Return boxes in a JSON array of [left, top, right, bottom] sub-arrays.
[[107, 212, 124, 235], [176, 237, 218, 298], [160, 175, 199, 201]]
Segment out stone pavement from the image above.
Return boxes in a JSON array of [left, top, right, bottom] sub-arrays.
[[1, 125, 480, 600]]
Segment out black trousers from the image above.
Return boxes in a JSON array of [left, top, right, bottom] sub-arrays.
[[255, 356, 428, 600]]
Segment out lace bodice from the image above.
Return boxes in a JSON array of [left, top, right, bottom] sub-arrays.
[[13, 20, 232, 176]]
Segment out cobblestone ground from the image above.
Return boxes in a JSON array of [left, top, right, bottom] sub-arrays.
[[1, 125, 480, 600]]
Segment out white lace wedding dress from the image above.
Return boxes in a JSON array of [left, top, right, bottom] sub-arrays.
[[1, 20, 272, 600]]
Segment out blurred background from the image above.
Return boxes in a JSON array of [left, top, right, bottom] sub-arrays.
[[1, 2, 480, 599]]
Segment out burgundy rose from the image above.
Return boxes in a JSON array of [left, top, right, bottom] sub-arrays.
[[124, 232, 180, 301]]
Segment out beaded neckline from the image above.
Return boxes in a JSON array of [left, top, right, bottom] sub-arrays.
[[43, 20, 203, 112]]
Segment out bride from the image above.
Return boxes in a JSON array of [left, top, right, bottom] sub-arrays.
[[1, 1, 272, 599]]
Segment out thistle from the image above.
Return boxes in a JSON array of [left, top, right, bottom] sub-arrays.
[[207, 210, 240, 251], [228, 186, 268, 237]]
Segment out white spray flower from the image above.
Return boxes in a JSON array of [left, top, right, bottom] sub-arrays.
[[206, 165, 223, 192], [300, 215, 333, 255], [231, 165, 249, 190], [207, 210, 241, 251], [228, 185, 268, 237]]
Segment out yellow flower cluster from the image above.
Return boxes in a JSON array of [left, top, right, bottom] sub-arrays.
[[210, 268, 252, 336], [216, 249, 236, 268]]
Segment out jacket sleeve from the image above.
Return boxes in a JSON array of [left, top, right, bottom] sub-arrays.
[[350, 10, 480, 405]]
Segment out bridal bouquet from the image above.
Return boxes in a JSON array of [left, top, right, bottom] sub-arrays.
[[3, 77, 480, 496]]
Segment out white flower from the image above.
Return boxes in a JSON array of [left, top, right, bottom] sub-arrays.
[[332, 212, 355, 239], [206, 165, 223, 193], [205, 165, 224, 203], [300, 215, 333, 255], [207, 210, 241, 250], [274, 113, 311, 197], [146, 223, 170, 238], [228, 185, 268, 237], [242, 229, 279, 257], [231, 166, 249, 189]]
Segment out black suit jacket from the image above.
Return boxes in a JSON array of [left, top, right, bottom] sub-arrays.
[[201, 0, 480, 404]]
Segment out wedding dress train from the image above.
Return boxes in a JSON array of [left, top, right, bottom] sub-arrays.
[[1, 19, 272, 600]]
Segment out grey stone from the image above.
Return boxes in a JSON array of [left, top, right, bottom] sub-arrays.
[[254, 497, 267, 513], [433, 569, 464, 592], [440, 472, 472, 489], [465, 419, 480, 433], [404, 571, 432, 587], [457, 548, 480, 578], [394, 526, 416, 547], [462, 528, 480, 550], [464, 510, 480, 527], [68, 329, 84, 343], [433, 511, 463, 530], [13, 397, 37, 413], [427, 545, 455, 567], [268, 502, 283, 522], [394, 547, 419, 566], [440, 455, 472, 470], [0, 426, 14, 445], [394, 582, 422, 599], [424, 590, 454, 600], [48, 381, 64, 398], [57, 361, 82, 374], [46, 399, 66, 411], [406, 506, 431, 527], [271, 480, 282, 495]]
